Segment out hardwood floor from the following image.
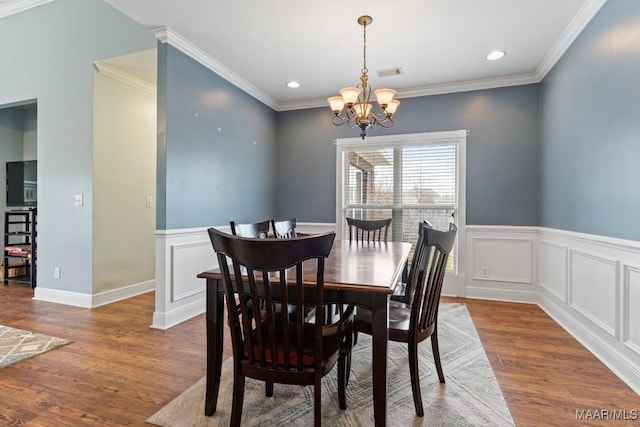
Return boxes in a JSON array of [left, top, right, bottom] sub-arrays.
[[0, 285, 638, 426]]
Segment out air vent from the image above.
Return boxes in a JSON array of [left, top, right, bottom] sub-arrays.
[[377, 67, 403, 78]]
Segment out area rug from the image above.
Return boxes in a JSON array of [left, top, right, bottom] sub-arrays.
[[147, 303, 514, 426], [0, 325, 70, 369]]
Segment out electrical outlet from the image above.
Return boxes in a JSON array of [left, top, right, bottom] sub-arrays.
[[54, 267, 60, 279], [74, 194, 83, 206], [481, 266, 489, 278], [146, 196, 153, 207]]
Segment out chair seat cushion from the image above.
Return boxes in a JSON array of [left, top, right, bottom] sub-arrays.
[[391, 281, 408, 303], [247, 320, 348, 368], [354, 300, 412, 342]]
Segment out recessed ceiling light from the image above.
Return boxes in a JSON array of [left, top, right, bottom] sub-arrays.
[[486, 50, 506, 61], [286, 81, 300, 88]]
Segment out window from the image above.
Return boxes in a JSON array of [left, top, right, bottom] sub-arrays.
[[336, 130, 466, 274]]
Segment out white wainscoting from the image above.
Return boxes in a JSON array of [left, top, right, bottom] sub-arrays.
[[151, 222, 640, 394], [538, 227, 640, 395], [151, 223, 336, 330], [152, 227, 214, 329], [464, 226, 539, 303]]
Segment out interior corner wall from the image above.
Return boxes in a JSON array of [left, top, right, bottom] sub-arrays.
[[22, 104, 37, 160], [275, 85, 540, 226], [93, 70, 156, 296], [539, 0, 640, 242], [0, 0, 156, 299]]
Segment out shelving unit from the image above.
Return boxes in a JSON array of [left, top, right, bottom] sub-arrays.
[[3, 208, 37, 288]]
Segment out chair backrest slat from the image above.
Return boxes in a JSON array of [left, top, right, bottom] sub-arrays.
[[272, 218, 297, 239], [230, 220, 271, 238], [345, 217, 392, 243], [409, 223, 457, 337]]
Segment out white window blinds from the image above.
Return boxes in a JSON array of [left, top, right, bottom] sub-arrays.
[[337, 131, 464, 272]]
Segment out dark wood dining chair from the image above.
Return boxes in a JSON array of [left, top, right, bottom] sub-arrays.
[[207, 228, 354, 427], [271, 218, 297, 238], [345, 217, 392, 242], [229, 220, 270, 238], [394, 220, 434, 304], [354, 222, 457, 417]]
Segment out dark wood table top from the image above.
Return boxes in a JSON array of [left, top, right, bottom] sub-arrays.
[[198, 239, 411, 294]]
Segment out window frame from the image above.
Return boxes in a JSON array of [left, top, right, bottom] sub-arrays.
[[335, 130, 467, 292]]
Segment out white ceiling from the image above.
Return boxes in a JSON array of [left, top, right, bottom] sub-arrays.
[[2, 0, 607, 111]]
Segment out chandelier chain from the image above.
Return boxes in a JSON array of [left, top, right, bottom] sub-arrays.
[[362, 20, 368, 75]]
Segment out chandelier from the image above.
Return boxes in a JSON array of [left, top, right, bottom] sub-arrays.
[[327, 16, 400, 139]]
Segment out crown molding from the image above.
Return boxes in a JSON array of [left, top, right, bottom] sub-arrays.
[[277, 73, 540, 112], [93, 61, 156, 95], [151, 0, 604, 113], [536, 0, 608, 80], [0, 0, 52, 18], [398, 73, 541, 99], [152, 26, 278, 110]]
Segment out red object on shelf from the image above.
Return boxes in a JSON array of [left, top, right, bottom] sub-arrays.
[[4, 246, 31, 256]]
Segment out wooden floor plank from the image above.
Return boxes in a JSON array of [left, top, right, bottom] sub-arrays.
[[0, 285, 638, 426]]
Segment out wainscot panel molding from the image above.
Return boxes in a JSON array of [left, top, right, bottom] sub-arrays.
[[152, 227, 214, 329], [538, 227, 640, 395], [152, 223, 336, 329], [465, 226, 539, 303], [34, 280, 154, 308]]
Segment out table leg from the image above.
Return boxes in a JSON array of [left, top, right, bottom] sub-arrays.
[[371, 294, 389, 427], [205, 278, 225, 416]]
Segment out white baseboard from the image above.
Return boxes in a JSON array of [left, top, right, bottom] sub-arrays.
[[537, 227, 640, 395], [540, 291, 640, 395], [92, 280, 155, 307], [33, 287, 93, 308], [33, 279, 155, 308], [151, 296, 205, 329]]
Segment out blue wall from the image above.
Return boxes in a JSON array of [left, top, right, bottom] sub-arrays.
[[157, 44, 277, 229], [540, 0, 640, 241], [276, 85, 540, 226]]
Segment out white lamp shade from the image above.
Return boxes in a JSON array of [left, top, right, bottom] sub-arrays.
[[327, 96, 345, 113], [354, 102, 372, 119], [374, 88, 396, 106], [385, 99, 400, 115], [339, 87, 361, 105]]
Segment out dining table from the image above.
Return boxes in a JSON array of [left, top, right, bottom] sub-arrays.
[[197, 238, 411, 427]]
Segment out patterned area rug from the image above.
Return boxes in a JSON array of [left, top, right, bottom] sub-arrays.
[[0, 325, 70, 369], [147, 303, 514, 427]]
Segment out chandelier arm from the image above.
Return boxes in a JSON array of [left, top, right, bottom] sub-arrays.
[[376, 116, 395, 129], [332, 115, 349, 126], [332, 115, 366, 130]]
